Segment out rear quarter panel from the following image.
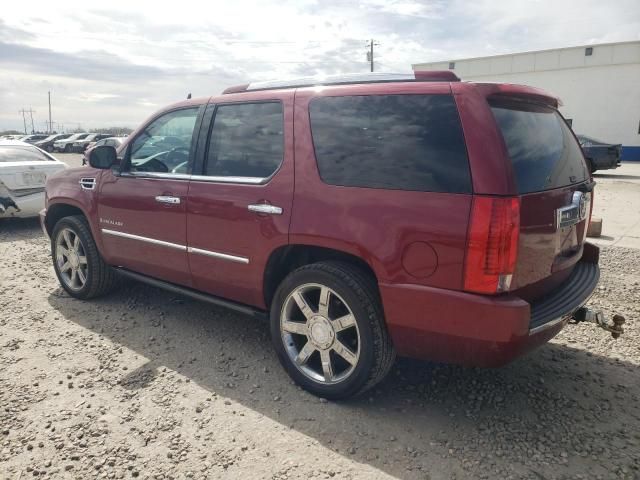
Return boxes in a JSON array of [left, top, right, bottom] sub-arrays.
[[291, 83, 472, 290]]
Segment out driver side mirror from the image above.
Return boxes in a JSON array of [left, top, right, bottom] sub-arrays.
[[89, 145, 117, 169]]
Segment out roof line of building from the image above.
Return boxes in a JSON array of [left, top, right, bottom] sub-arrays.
[[412, 39, 640, 67]]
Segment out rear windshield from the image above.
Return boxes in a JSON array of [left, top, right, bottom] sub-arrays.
[[490, 100, 588, 193], [309, 94, 471, 194], [0, 146, 51, 162]]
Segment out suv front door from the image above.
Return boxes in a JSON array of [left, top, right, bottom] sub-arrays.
[[97, 106, 203, 286], [186, 94, 294, 307]]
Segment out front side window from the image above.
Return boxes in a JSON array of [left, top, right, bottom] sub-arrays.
[[309, 94, 471, 193], [129, 108, 199, 174], [204, 102, 283, 178]]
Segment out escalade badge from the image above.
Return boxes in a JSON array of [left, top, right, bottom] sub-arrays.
[[556, 191, 590, 229]]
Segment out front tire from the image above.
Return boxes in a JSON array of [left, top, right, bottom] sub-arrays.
[[51, 215, 118, 299], [270, 261, 395, 399]]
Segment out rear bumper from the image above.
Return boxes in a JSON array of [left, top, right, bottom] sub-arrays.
[[381, 247, 600, 367]]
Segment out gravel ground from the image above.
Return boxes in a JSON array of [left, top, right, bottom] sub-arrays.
[[1, 196, 639, 479]]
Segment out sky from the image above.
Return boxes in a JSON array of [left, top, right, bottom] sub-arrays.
[[1, 0, 639, 132]]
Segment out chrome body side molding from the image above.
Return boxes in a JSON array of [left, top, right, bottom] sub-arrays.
[[101, 229, 249, 264]]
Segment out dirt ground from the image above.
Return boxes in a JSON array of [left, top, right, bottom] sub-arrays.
[[1, 158, 639, 479]]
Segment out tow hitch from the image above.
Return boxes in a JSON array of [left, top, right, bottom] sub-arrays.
[[571, 307, 626, 338]]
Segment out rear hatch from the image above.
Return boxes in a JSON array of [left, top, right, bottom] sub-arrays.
[[0, 146, 66, 193], [489, 98, 591, 301]]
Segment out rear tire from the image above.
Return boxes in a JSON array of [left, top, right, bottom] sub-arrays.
[[270, 261, 395, 399], [51, 215, 119, 299]]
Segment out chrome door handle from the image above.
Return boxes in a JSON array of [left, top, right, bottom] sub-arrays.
[[248, 204, 283, 215], [155, 195, 181, 205]]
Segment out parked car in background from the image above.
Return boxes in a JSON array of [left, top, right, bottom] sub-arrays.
[[576, 134, 622, 173], [21, 134, 50, 144], [0, 135, 26, 141], [72, 133, 112, 153], [82, 137, 125, 165], [0, 141, 67, 218], [34, 133, 71, 152], [53, 133, 89, 152], [42, 72, 601, 399]]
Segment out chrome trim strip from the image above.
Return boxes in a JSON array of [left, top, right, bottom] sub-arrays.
[[101, 229, 248, 263], [528, 316, 568, 335], [120, 172, 192, 181], [187, 246, 249, 264], [101, 229, 186, 251], [190, 175, 267, 185], [118, 171, 267, 185]]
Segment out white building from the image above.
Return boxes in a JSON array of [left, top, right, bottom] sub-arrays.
[[413, 41, 640, 161]]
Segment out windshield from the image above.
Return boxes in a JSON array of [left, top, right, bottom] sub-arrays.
[[490, 100, 588, 193]]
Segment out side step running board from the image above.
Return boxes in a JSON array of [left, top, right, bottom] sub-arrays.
[[115, 268, 268, 321]]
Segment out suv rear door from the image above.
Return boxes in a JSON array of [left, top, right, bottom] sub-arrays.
[[453, 83, 593, 299], [185, 92, 294, 308], [488, 98, 591, 295]]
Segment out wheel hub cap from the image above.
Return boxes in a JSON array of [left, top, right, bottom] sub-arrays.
[[308, 316, 335, 349]]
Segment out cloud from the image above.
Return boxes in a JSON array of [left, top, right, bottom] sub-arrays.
[[0, 0, 638, 131], [0, 41, 165, 82]]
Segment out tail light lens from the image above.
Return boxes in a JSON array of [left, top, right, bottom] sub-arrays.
[[464, 196, 520, 294]]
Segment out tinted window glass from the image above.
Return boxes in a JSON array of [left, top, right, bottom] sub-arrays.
[[309, 95, 471, 193], [0, 146, 50, 162], [129, 108, 199, 174], [490, 101, 588, 193], [205, 102, 283, 178]]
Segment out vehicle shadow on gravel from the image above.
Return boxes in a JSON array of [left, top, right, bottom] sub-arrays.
[[0, 217, 43, 243], [48, 282, 639, 479]]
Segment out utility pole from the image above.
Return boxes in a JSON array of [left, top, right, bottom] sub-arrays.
[[366, 39, 379, 72], [19, 109, 28, 134], [48, 91, 52, 134], [29, 108, 35, 133], [18, 108, 36, 134]]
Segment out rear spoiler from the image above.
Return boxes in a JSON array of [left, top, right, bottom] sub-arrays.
[[472, 82, 562, 108]]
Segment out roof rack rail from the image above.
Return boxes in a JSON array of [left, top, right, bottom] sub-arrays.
[[222, 71, 460, 94]]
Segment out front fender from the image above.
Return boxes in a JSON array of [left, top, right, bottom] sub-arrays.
[[45, 168, 105, 254]]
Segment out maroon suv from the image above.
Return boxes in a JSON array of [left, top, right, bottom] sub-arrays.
[[41, 72, 598, 399]]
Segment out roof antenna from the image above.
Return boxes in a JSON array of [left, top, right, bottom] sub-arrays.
[[187, 93, 192, 99]]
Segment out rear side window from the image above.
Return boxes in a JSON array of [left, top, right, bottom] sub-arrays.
[[205, 102, 284, 178], [490, 100, 588, 193], [309, 94, 471, 193]]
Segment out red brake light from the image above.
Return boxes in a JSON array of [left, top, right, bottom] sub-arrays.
[[464, 196, 520, 294]]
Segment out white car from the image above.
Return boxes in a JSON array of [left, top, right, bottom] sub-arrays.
[[0, 141, 67, 218]]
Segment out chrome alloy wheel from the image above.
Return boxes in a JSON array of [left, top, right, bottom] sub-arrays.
[[55, 228, 88, 291], [280, 283, 360, 384]]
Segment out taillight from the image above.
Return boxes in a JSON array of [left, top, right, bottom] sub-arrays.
[[464, 196, 520, 294]]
